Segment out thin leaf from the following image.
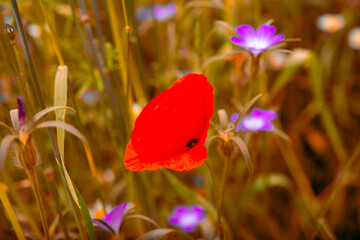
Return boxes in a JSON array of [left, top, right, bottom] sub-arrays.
[[35, 121, 86, 145], [282, 38, 302, 42], [273, 127, 291, 142], [54, 158, 79, 208], [0, 135, 18, 171], [162, 170, 216, 219], [54, 65, 68, 159], [214, 20, 236, 33], [56, 161, 95, 240], [232, 136, 253, 179], [0, 183, 25, 240], [237, 94, 262, 118], [248, 173, 294, 197], [29, 106, 75, 128], [137, 228, 194, 240], [74, 186, 95, 240], [35, 121, 98, 202], [205, 135, 221, 147], [124, 215, 160, 229], [201, 50, 246, 71], [0, 122, 14, 134]]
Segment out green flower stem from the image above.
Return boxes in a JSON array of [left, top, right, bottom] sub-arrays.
[[247, 55, 260, 102], [217, 153, 230, 240], [26, 167, 50, 239]]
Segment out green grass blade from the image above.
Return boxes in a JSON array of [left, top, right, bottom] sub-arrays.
[[0, 182, 25, 240], [162, 170, 216, 219]]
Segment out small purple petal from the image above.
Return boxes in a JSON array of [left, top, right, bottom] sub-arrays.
[[17, 96, 26, 128], [153, 2, 177, 21], [235, 122, 242, 132], [230, 36, 246, 47], [182, 225, 196, 233], [249, 108, 277, 121], [256, 24, 276, 41], [93, 202, 129, 234], [229, 112, 240, 123], [168, 205, 206, 233], [235, 24, 256, 42], [261, 122, 275, 131], [267, 34, 285, 47]]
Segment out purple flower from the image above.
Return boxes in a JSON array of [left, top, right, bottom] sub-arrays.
[[17, 96, 26, 129], [233, 107, 278, 132], [92, 202, 129, 234], [135, 2, 177, 22], [153, 2, 177, 21], [168, 205, 207, 233], [229, 112, 240, 123], [231, 24, 285, 57]]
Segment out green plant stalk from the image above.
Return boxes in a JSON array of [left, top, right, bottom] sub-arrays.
[[66, 0, 128, 167], [310, 142, 360, 239], [26, 167, 50, 239], [38, 0, 65, 66], [217, 153, 230, 240], [106, 0, 138, 133], [0, 182, 25, 240], [46, 175, 70, 240], [10, 1, 89, 238], [78, 0, 126, 136], [247, 55, 260, 102], [2, 171, 42, 238], [90, 0, 105, 61], [275, 138, 335, 239]]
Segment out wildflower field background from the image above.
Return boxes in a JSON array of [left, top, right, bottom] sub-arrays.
[[0, 0, 360, 239]]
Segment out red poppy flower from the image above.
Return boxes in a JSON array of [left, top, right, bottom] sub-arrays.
[[124, 73, 214, 172]]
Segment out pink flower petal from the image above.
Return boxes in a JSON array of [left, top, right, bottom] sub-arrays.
[[235, 24, 256, 42], [268, 34, 285, 47], [256, 24, 276, 41]]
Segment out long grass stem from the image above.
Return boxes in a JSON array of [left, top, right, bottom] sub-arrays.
[[26, 168, 50, 239]]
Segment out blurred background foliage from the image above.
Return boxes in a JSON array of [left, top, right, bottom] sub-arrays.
[[0, 0, 360, 239]]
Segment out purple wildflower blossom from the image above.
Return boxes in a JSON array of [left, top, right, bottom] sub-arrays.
[[17, 96, 26, 128], [229, 112, 240, 123], [135, 2, 177, 22], [92, 202, 129, 234], [168, 205, 207, 233], [153, 2, 177, 21], [231, 24, 285, 57], [233, 107, 278, 132]]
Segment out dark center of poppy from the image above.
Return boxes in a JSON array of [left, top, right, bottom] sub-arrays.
[[186, 138, 199, 149]]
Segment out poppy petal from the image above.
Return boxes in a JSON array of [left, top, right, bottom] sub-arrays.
[[124, 73, 214, 172]]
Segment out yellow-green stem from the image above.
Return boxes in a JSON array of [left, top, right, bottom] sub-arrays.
[[26, 167, 50, 239], [217, 154, 231, 240], [0, 182, 25, 240], [38, 0, 65, 66]]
